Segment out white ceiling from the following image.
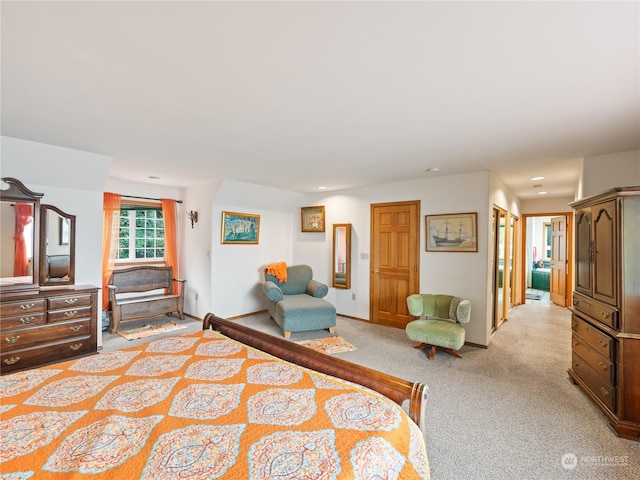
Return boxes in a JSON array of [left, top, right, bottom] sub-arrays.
[[2, 1, 638, 199]]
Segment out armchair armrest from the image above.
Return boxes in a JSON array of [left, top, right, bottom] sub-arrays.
[[263, 281, 284, 302], [307, 279, 328, 298], [453, 298, 471, 324]]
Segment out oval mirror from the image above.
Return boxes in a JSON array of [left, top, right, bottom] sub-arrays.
[[40, 204, 75, 286], [0, 178, 43, 293], [332, 223, 351, 289]]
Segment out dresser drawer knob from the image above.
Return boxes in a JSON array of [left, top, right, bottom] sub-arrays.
[[600, 311, 611, 319], [70, 325, 83, 332], [4, 336, 20, 344], [20, 303, 35, 310], [64, 298, 79, 305], [64, 310, 78, 317], [3, 356, 21, 365], [599, 362, 609, 371], [598, 339, 608, 348], [70, 343, 83, 351], [571, 320, 578, 329], [19, 317, 35, 324], [600, 387, 610, 397], [574, 299, 580, 305], [572, 340, 579, 347]]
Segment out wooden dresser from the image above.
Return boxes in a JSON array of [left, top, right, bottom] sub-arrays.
[[0, 285, 98, 375], [569, 187, 640, 440]]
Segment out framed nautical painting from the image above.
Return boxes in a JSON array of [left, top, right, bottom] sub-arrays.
[[221, 211, 260, 244], [301, 206, 325, 232], [425, 212, 477, 252]]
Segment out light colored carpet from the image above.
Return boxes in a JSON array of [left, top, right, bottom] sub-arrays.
[[101, 306, 639, 479]]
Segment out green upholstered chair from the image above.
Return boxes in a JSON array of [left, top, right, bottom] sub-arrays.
[[263, 264, 336, 338], [405, 293, 471, 360]]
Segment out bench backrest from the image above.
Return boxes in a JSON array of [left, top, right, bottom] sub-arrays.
[[109, 266, 173, 294]]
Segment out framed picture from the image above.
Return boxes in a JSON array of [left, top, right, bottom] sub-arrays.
[[59, 217, 70, 245], [425, 212, 477, 252], [301, 206, 325, 232], [221, 211, 260, 244]]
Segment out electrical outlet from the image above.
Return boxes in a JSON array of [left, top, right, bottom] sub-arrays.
[[195, 293, 199, 301], [352, 293, 356, 300]]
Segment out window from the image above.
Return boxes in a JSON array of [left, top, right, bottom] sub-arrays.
[[117, 205, 165, 262]]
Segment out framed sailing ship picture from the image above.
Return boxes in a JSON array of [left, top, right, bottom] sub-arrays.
[[426, 212, 477, 252]]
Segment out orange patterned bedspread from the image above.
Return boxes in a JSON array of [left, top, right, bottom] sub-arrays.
[[1, 329, 430, 479]]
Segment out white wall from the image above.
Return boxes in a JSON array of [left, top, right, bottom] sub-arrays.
[[1, 136, 110, 345], [295, 171, 493, 345], [579, 150, 640, 199]]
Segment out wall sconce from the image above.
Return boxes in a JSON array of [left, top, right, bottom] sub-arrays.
[[187, 210, 198, 228]]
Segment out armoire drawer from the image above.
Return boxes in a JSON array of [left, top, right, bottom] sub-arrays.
[[1, 319, 91, 352], [571, 352, 616, 412], [573, 292, 618, 329], [571, 334, 615, 384], [571, 314, 614, 360], [1, 336, 92, 374]]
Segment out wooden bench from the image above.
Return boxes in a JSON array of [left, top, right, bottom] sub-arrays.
[[107, 266, 186, 333]]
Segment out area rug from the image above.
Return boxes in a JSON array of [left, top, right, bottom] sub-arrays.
[[295, 336, 357, 355], [117, 321, 187, 340], [526, 293, 542, 300]]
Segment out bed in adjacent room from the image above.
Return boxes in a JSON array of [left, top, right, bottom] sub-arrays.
[[1, 313, 430, 479]]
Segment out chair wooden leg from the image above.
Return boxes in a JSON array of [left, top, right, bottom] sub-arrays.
[[441, 347, 463, 359], [328, 327, 336, 334], [428, 346, 437, 360], [413, 342, 427, 349], [284, 331, 291, 339]]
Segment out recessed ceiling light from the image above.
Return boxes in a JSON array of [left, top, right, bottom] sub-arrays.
[[425, 167, 441, 172], [537, 191, 548, 195], [318, 186, 327, 190], [530, 176, 545, 181], [148, 176, 160, 180]]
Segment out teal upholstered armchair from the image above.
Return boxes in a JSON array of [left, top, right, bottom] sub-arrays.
[[405, 293, 471, 360], [262, 264, 337, 338]]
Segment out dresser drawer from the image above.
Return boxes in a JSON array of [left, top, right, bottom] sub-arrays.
[[571, 314, 614, 360], [1, 319, 92, 352], [571, 352, 616, 412], [571, 334, 615, 384], [573, 292, 618, 329], [48, 306, 92, 323], [0, 312, 46, 330], [48, 294, 92, 310], [1, 336, 92, 374], [0, 299, 45, 317]]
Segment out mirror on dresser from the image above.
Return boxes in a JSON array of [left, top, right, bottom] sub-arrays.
[[39, 204, 75, 286], [332, 223, 352, 289], [0, 177, 43, 293]]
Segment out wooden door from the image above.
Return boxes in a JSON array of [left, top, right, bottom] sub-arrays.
[[370, 201, 419, 329], [550, 216, 567, 306]]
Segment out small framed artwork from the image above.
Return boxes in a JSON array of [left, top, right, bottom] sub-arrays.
[[221, 211, 260, 244], [301, 206, 325, 232], [426, 212, 478, 252], [59, 217, 70, 245]]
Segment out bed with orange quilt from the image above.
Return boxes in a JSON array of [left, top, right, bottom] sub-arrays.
[[1, 314, 430, 479]]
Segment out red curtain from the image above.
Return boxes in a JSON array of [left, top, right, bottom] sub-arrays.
[[13, 203, 33, 276], [161, 199, 179, 282], [102, 193, 121, 310]]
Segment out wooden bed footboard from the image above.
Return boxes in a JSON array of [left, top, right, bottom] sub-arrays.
[[203, 313, 429, 432]]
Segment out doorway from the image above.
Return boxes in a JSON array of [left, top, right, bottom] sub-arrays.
[[521, 213, 572, 307], [492, 207, 519, 331], [369, 200, 420, 329]]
